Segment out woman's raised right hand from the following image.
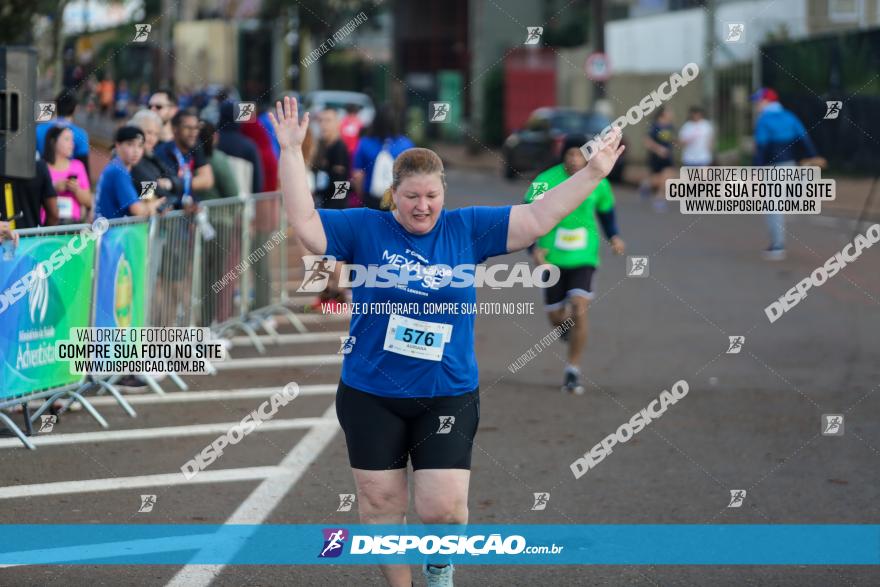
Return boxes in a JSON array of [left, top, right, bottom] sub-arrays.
[[268, 96, 310, 151]]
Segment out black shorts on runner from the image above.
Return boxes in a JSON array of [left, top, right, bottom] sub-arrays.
[[649, 154, 674, 174], [543, 265, 595, 311], [335, 379, 480, 471]]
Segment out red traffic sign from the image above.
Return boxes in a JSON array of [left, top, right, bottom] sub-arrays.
[[585, 52, 611, 81]]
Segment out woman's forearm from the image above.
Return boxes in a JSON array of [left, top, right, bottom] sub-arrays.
[[278, 146, 327, 254], [531, 166, 602, 235], [279, 147, 316, 228]]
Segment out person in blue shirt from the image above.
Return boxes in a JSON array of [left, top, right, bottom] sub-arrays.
[[154, 110, 215, 208], [36, 92, 90, 178], [95, 126, 165, 220], [270, 97, 624, 587], [751, 87, 821, 260], [353, 105, 415, 209]]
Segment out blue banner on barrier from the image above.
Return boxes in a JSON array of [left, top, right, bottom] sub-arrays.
[[0, 525, 879, 565]]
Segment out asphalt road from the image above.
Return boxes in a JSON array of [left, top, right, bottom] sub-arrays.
[[1, 168, 878, 586]]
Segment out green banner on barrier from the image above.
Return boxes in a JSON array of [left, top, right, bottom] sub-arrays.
[[95, 222, 148, 329], [0, 233, 96, 399]]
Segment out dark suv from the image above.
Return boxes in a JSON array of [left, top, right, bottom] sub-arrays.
[[502, 107, 625, 182]]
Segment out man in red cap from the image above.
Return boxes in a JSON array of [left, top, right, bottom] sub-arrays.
[[751, 87, 821, 260]]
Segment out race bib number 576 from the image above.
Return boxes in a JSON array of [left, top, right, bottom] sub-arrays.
[[383, 314, 453, 362]]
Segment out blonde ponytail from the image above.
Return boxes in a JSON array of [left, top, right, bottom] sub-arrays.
[[380, 187, 395, 210]]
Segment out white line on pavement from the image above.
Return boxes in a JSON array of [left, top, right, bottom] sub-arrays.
[[216, 355, 342, 370], [0, 466, 282, 499], [0, 534, 216, 567], [296, 313, 350, 323], [85, 384, 337, 406], [0, 418, 336, 449], [165, 403, 339, 587], [228, 332, 347, 346]]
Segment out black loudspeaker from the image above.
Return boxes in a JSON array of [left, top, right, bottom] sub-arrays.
[[0, 46, 37, 179]]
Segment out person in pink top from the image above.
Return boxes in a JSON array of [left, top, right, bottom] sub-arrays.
[[42, 126, 92, 223]]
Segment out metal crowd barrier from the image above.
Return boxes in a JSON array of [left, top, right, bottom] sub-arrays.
[[0, 220, 141, 448], [0, 191, 308, 448], [149, 211, 197, 329], [195, 192, 305, 353], [245, 192, 307, 338]]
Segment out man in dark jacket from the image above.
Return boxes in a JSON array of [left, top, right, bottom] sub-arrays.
[[217, 101, 263, 194]]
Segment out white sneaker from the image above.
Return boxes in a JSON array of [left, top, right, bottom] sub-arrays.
[[423, 563, 454, 586], [762, 247, 786, 261]]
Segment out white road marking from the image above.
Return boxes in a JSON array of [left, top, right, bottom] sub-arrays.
[[85, 384, 336, 406], [0, 534, 216, 567], [216, 355, 342, 370], [165, 403, 339, 587], [228, 332, 346, 346], [0, 467, 282, 499], [0, 418, 336, 449], [296, 313, 350, 323]]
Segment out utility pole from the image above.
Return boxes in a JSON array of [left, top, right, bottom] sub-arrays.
[[591, 0, 606, 106], [159, 0, 173, 88], [704, 0, 716, 125]]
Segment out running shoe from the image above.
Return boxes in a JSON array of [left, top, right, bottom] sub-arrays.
[[423, 563, 454, 586], [115, 375, 151, 393], [762, 247, 786, 261], [562, 370, 585, 395], [638, 180, 652, 200]]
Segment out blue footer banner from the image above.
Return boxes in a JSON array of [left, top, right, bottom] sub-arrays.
[[1, 525, 879, 565]]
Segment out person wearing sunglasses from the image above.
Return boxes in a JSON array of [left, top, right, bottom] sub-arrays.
[[148, 88, 179, 143]]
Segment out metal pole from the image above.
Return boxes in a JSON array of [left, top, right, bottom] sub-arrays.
[[159, 0, 173, 86], [704, 0, 717, 124], [591, 0, 606, 106]]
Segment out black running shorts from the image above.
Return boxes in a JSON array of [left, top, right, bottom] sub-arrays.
[[335, 379, 480, 471], [543, 265, 595, 311]]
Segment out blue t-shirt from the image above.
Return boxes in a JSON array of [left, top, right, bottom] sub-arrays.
[[753, 102, 818, 165], [318, 206, 512, 398], [36, 119, 90, 159], [95, 158, 139, 219], [353, 136, 415, 195]]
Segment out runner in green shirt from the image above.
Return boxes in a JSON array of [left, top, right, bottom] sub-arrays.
[[524, 134, 626, 394]]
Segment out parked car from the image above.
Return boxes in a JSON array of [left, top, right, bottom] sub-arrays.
[[303, 91, 375, 127], [502, 107, 626, 182], [192, 85, 242, 125]]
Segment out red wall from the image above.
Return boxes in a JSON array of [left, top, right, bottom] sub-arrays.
[[504, 48, 556, 135]]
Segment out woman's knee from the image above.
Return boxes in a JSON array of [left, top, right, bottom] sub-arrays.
[[357, 483, 407, 517], [415, 493, 468, 524]]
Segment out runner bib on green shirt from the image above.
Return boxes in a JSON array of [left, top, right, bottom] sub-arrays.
[[523, 164, 615, 268]]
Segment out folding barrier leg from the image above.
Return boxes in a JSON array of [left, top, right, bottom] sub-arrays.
[[257, 315, 280, 341], [238, 321, 267, 354], [63, 391, 109, 429], [27, 390, 109, 430], [0, 411, 36, 450], [91, 380, 137, 418], [29, 391, 69, 422], [167, 372, 188, 391], [284, 307, 309, 333], [141, 374, 168, 396]]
